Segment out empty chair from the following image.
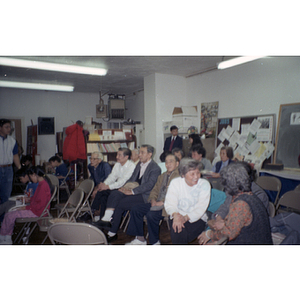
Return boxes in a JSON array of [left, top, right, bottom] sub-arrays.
[[269, 201, 276, 218], [276, 190, 300, 215], [59, 167, 72, 198], [294, 184, 300, 192], [74, 179, 95, 220], [46, 174, 60, 204], [256, 176, 282, 207], [48, 223, 107, 245], [55, 188, 85, 222]]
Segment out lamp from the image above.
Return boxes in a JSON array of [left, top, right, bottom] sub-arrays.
[[0, 57, 107, 76], [217, 56, 265, 70], [0, 80, 74, 92]]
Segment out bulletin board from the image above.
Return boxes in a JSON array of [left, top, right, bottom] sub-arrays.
[[216, 114, 276, 166], [274, 103, 300, 169]]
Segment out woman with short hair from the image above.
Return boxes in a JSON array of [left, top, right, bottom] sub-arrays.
[[164, 158, 211, 244]]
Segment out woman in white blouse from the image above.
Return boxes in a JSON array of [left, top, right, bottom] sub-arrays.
[[164, 158, 211, 244]]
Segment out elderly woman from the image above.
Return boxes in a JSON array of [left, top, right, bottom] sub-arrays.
[[199, 163, 272, 245], [211, 146, 234, 178], [164, 158, 211, 244]]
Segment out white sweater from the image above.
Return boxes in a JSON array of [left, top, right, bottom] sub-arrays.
[[164, 177, 211, 223]]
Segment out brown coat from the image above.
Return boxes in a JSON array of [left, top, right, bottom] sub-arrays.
[[147, 168, 180, 217]]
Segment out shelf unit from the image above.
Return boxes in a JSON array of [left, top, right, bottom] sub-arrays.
[[86, 129, 136, 164]]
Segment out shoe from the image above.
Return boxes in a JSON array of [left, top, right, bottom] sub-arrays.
[[94, 216, 100, 222], [152, 240, 161, 245], [78, 212, 92, 222], [125, 238, 147, 245], [107, 234, 118, 243], [92, 219, 112, 229], [0, 235, 12, 245]]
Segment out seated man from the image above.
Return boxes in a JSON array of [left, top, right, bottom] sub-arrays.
[[87, 151, 111, 199], [48, 155, 70, 184], [93, 144, 161, 243], [0, 167, 39, 218], [126, 153, 180, 245], [131, 148, 140, 165], [80, 148, 135, 221]]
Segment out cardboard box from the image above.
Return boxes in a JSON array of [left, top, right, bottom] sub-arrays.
[[172, 106, 198, 117]]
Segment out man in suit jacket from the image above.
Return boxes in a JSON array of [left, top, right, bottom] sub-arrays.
[[93, 144, 161, 242], [163, 125, 183, 152]]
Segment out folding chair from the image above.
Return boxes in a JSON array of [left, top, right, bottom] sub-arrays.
[[275, 190, 300, 215], [46, 174, 60, 204], [73, 179, 95, 220], [294, 184, 300, 192], [54, 188, 85, 222], [14, 186, 57, 244], [59, 167, 72, 198], [38, 188, 85, 244], [256, 176, 282, 207], [269, 201, 276, 218], [48, 223, 107, 245]]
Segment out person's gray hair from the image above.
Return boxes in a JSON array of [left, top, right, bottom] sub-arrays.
[[178, 158, 203, 176], [220, 163, 251, 196], [141, 144, 155, 155], [92, 151, 103, 160]]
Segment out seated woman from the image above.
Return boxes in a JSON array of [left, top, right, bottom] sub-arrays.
[[188, 133, 203, 147], [198, 163, 272, 245], [164, 158, 211, 244], [211, 146, 234, 178], [0, 166, 53, 245]]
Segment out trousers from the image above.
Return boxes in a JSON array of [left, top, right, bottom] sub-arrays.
[[91, 190, 111, 218], [109, 192, 144, 234], [0, 166, 14, 222], [126, 202, 163, 245], [168, 217, 206, 244]]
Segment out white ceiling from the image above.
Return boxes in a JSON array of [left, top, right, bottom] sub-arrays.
[[0, 56, 234, 95]]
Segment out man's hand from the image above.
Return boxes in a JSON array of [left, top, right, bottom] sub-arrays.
[[151, 200, 164, 207], [118, 187, 133, 195]]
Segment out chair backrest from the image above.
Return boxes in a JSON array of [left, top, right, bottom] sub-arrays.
[[78, 179, 94, 199], [57, 188, 85, 221], [276, 190, 300, 214], [269, 201, 276, 218], [256, 176, 282, 206], [46, 174, 59, 188], [294, 184, 300, 192], [59, 167, 72, 187], [48, 223, 108, 245]]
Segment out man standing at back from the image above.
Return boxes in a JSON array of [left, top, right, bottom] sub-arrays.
[[93, 144, 161, 242], [163, 125, 183, 152], [0, 119, 21, 222]]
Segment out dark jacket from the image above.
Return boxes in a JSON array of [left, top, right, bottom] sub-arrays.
[[126, 159, 161, 203], [227, 193, 273, 245], [163, 136, 183, 152]]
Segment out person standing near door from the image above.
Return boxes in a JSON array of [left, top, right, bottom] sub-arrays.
[[0, 119, 21, 221], [163, 125, 183, 152]]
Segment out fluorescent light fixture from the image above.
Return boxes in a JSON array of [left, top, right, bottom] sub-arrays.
[[217, 56, 265, 70], [0, 80, 74, 92], [0, 57, 107, 76]]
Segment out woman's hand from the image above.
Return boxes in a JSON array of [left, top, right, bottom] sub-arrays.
[[198, 230, 211, 245], [172, 213, 186, 233]]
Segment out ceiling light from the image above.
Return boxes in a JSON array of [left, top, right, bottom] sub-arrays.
[[217, 56, 265, 70], [0, 80, 74, 92], [0, 57, 107, 76]]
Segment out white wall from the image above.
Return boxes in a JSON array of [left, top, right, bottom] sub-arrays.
[[144, 73, 186, 161], [125, 90, 144, 124], [0, 89, 98, 161], [186, 57, 300, 121]]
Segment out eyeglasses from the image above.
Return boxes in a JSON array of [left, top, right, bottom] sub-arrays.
[[90, 158, 100, 161]]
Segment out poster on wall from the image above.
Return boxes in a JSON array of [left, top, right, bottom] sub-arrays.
[[200, 101, 219, 137]]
